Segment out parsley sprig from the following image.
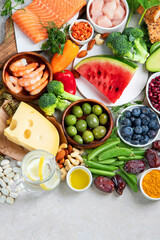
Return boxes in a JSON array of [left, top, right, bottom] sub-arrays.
[[41, 22, 70, 55], [1, 0, 25, 16]]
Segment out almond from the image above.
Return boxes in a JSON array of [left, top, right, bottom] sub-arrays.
[[72, 70, 80, 78], [77, 50, 87, 58], [87, 39, 96, 51], [101, 33, 110, 39], [68, 145, 73, 154], [65, 149, 69, 158], [59, 158, 65, 164], [56, 149, 65, 162]]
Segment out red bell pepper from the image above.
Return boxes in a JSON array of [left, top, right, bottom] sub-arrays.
[[53, 70, 76, 95]]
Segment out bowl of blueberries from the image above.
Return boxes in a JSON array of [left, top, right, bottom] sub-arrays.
[[116, 105, 160, 147]]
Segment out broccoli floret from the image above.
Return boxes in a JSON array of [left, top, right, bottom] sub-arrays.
[[107, 27, 149, 64], [47, 81, 81, 102], [39, 93, 70, 116], [111, 35, 133, 60], [106, 32, 121, 49]]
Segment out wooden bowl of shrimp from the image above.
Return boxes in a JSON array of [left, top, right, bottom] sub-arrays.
[[2, 52, 53, 102]]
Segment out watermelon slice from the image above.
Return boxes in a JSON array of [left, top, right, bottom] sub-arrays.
[[75, 55, 138, 103]]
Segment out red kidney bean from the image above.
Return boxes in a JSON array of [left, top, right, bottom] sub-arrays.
[[148, 77, 160, 112]]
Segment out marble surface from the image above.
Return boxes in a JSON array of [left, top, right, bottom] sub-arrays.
[[0, 3, 160, 240]]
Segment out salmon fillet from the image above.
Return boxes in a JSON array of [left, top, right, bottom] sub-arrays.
[[137, 5, 160, 22], [12, 0, 86, 43]]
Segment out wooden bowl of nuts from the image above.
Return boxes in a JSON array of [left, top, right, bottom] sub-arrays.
[[62, 99, 113, 149]]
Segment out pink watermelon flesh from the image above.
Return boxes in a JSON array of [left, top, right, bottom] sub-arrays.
[[75, 58, 137, 103]]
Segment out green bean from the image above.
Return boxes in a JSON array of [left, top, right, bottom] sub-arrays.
[[118, 155, 144, 161], [117, 171, 138, 192], [88, 168, 116, 177], [133, 150, 145, 156], [84, 160, 118, 171], [98, 148, 133, 161], [85, 149, 93, 154], [88, 138, 120, 161], [111, 161, 124, 166], [99, 158, 116, 164]]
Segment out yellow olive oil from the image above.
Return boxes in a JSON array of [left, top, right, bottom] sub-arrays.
[[69, 169, 90, 190]]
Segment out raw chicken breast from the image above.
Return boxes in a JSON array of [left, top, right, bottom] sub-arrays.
[[112, 18, 123, 26], [114, 4, 125, 19], [102, 1, 117, 19], [90, 0, 104, 23], [97, 15, 112, 28]]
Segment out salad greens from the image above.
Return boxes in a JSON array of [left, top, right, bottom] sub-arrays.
[[126, 0, 140, 27], [1, 0, 24, 16]]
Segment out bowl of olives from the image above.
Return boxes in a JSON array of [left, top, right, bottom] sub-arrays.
[[62, 99, 113, 149]]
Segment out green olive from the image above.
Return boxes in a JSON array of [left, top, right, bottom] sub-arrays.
[[76, 119, 87, 132], [92, 105, 103, 116], [86, 114, 99, 128], [93, 126, 107, 139], [99, 113, 108, 125], [66, 126, 77, 137], [82, 103, 92, 115], [72, 106, 83, 118], [73, 135, 83, 144], [64, 114, 77, 126], [82, 130, 94, 143]]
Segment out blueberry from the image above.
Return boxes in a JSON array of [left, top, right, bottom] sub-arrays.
[[148, 119, 160, 130], [120, 118, 132, 127], [148, 112, 157, 119], [123, 136, 132, 142], [124, 110, 131, 118], [148, 130, 157, 139], [141, 106, 150, 115], [121, 126, 134, 137], [140, 114, 146, 119], [142, 125, 149, 134], [119, 116, 125, 124], [134, 118, 141, 126], [132, 108, 141, 117], [134, 126, 142, 134], [140, 135, 149, 144], [133, 134, 141, 140], [131, 140, 140, 145], [141, 116, 150, 126], [130, 116, 136, 123]]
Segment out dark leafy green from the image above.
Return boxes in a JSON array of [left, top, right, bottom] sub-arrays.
[[126, 0, 140, 27], [1, 0, 24, 16], [138, 0, 160, 24], [41, 22, 70, 55]]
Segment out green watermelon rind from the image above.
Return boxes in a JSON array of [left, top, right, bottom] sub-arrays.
[[75, 55, 138, 73]]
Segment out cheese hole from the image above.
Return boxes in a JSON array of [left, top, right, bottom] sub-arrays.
[[28, 119, 33, 127], [24, 129, 31, 139], [10, 119, 17, 130]]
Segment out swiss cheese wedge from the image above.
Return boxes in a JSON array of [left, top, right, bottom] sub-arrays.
[[4, 102, 59, 156]]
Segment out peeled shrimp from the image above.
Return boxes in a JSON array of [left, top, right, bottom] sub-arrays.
[[25, 70, 49, 91], [12, 62, 38, 77], [5, 72, 22, 94], [9, 58, 27, 71], [29, 80, 48, 95], [22, 64, 45, 79], [18, 71, 43, 87]]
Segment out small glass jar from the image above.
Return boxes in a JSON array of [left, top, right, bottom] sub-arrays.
[[20, 150, 61, 194]]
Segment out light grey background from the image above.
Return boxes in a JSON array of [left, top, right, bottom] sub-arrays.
[[0, 1, 160, 240]]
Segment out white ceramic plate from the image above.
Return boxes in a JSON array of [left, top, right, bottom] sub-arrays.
[[73, 44, 148, 106]]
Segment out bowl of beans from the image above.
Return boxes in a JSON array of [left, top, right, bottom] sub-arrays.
[[146, 72, 160, 115], [69, 19, 94, 45]]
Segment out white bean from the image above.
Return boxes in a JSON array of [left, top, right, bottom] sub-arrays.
[[4, 168, 12, 175], [0, 195, 6, 204], [3, 176, 10, 184], [1, 160, 10, 166], [8, 179, 13, 185], [0, 167, 2, 173], [16, 161, 22, 167], [6, 172, 15, 179], [0, 192, 1, 196], [0, 179, 6, 188], [2, 164, 10, 170], [1, 188, 9, 196], [6, 197, 14, 205], [6, 186, 11, 192], [13, 174, 20, 181], [10, 192, 18, 199], [15, 186, 22, 192], [0, 172, 4, 177], [13, 167, 21, 174]]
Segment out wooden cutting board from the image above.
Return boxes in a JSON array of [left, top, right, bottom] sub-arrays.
[[0, 17, 17, 70]]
